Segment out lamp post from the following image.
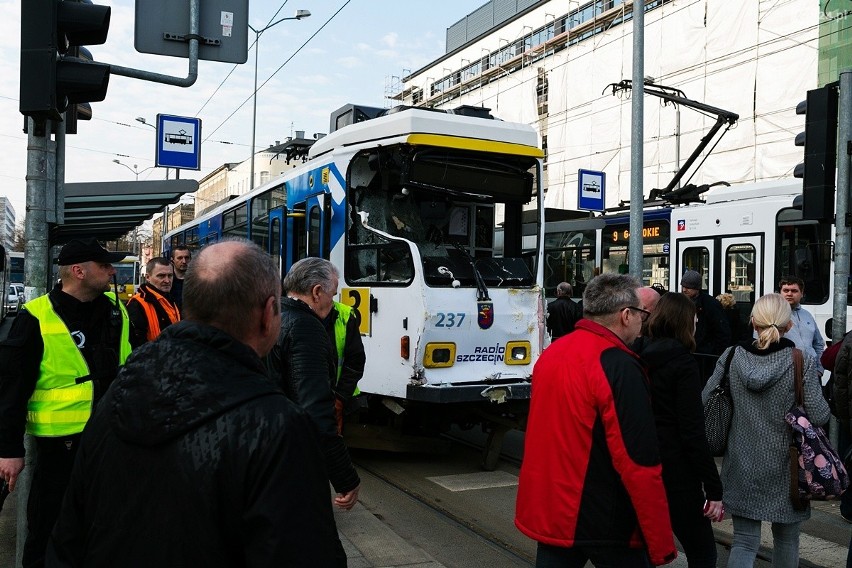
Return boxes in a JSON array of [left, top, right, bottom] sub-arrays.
[[135, 117, 170, 180], [112, 159, 155, 181], [111, 159, 155, 256], [248, 9, 310, 190]]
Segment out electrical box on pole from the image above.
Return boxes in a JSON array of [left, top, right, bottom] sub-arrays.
[[795, 84, 839, 221]]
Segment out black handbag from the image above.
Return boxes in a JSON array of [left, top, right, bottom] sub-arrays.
[[704, 347, 737, 457]]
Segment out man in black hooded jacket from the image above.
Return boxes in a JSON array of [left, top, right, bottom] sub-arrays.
[[47, 240, 344, 567]]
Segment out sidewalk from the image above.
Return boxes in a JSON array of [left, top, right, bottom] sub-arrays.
[[0, 489, 447, 568], [335, 503, 446, 568]]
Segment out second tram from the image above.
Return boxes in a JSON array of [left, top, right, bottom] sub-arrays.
[[543, 179, 846, 341]]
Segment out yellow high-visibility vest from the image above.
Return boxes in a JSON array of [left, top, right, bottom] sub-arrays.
[[332, 301, 360, 397], [24, 293, 131, 436]]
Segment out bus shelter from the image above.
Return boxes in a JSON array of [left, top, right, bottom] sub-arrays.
[[49, 179, 198, 246]]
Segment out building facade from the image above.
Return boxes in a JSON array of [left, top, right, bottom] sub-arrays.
[[0, 197, 16, 251], [396, 0, 831, 210]]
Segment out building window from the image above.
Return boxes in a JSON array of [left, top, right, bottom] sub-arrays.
[[536, 67, 548, 116]]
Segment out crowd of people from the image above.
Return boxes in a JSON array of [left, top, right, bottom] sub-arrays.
[[0, 238, 364, 567], [528, 272, 842, 567], [1, 236, 849, 567]]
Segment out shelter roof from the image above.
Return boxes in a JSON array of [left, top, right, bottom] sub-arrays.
[[51, 179, 198, 245]]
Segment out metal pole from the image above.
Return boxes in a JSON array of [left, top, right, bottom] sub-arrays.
[[629, 0, 645, 281], [246, 13, 309, 192], [675, 106, 681, 189], [19, 117, 52, 566], [831, 70, 852, 449], [109, 0, 200, 87], [250, 27, 259, 191], [833, 71, 851, 340]]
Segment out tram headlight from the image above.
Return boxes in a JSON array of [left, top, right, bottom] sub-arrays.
[[424, 342, 456, 368], [505, 341, 531, 365]]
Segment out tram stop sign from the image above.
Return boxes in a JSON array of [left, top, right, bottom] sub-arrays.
[[578, 169, 606, 212], [155, 114, 201, 171]]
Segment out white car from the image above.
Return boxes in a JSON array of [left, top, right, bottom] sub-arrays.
[[5, 283, 23, 315]]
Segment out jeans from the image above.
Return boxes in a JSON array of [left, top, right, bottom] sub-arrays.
[[536, 542, 652, 568], [727, 515, 800, 568]]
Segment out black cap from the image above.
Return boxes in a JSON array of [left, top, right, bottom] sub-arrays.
[[57, 238, 127, 266]]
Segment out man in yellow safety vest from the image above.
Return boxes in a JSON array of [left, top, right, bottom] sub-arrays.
[[0, 238, 131, 568], [323, 301, 365, 434]]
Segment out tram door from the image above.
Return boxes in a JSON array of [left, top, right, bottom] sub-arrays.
[[676, 234, 763, 337], [288, 192, 331, 265], [268, 208, 285, 276]]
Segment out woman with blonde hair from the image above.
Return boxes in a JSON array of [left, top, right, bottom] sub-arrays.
[[702, 293, 830, 567], [637, 292, 722, 567]]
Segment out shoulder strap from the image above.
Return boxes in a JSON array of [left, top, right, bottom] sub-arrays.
[[792, 347, 804, 406], [721, 346, 737, 388]]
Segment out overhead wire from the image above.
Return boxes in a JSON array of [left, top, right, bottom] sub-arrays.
[[202, 0, 351, 143], [195, 1, 292, 116]]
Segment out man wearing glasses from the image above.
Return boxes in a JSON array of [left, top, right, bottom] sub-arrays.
[[516, 273, 676, 567]]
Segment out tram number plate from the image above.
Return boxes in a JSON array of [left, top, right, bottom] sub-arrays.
[[431, 312, 468, 329]]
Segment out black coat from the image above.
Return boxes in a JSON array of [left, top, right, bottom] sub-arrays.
[[0, 287, 125, 457], [47, 321, 342, 567], [694, 292, 731, 356], [546, 296, 581, 339], [638, 337, 723, 500], [267, 297, 360, 494]]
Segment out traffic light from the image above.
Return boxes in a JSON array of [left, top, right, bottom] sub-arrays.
[[20, 0, 111, 126], [794, 84, 839, 221]]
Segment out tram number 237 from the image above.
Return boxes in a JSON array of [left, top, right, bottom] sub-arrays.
[[433, 312, 467, 328]]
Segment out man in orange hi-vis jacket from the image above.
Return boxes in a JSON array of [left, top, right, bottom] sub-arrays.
[[126, 257, 181, 348]]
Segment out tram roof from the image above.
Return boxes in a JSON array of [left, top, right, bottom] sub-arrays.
[[51, 179, 198, 246], [309, 107, 541, 159]]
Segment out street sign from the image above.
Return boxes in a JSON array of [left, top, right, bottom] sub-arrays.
[[135, 0, 248, 64], [578, 169, 605, 212], [156, 114, 201, 170]]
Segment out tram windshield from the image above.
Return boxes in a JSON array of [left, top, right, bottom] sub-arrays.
[[346, 145, 540, 287]]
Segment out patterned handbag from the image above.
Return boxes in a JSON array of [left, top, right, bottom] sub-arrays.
[[703, 347, 737, 457], [786, 348, 850, 511]]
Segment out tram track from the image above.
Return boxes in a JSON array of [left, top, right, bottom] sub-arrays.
[[352, 443, 534, 567], [438, 430, 796, 567]]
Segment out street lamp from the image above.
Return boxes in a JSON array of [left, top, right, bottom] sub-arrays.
[[248, 9, 310, 190], [135, 117, 170, 180], [112, 159, 155, 181]]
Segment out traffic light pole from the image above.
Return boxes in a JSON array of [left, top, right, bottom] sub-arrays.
[[19, 117, 53, 566], [109, 0, 200, 88], [830, 70, 852, 450], [833, 70, 852, 357]]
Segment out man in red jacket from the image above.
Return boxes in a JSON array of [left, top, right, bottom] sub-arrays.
[[516, 273, 677, 567]]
